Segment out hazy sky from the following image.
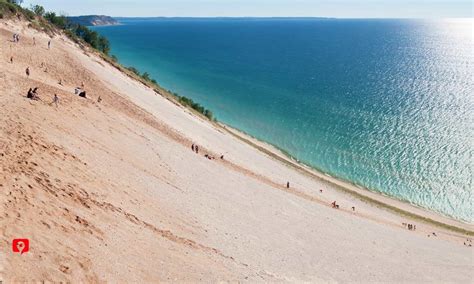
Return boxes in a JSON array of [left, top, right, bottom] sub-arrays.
[[21, 0, 473, 18]]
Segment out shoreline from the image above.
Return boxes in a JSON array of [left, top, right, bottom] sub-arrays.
[[219, 123, 473, 235]]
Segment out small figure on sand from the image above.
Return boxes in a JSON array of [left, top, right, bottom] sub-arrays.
[[97, 96, 102, 103], [220, 155, 224, 160], [48, 40, 51, 49], [192, 144, 195, 152], [25, 67, 30, 77], [33, 37, 36, 45], [51, 94, 59, 107], [352, 206, 355, 211], [195, 145, 199, 154], [79, 90, 87, 98], [331, 201, 339, 209], [10, 56, 13, 64], [286, 182, 290, 188]]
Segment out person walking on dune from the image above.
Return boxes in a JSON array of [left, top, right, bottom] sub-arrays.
[[48, 40, 51, 50], [51, 94, 59, 107], [25, 67, 30, 77]]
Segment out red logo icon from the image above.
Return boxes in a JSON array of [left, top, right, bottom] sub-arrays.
[[12, 239, 29, 254]]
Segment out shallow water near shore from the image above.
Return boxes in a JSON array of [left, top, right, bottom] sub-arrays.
[[93, 18, 473, 222]]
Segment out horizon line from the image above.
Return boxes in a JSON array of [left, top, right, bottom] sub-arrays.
[[71, 15, 473, 20]]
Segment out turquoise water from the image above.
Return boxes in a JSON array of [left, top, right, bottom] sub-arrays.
[[93, 19, 473, 222]]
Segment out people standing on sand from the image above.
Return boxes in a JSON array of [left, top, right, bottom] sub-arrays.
[[97, 96, 102, 103], [195, 145, 199, 154], [15, 34, 20, 43], [10, 57, 13, 64], [52, 94, 59, 107], [192, 144, 195, 152], [220, 155, 224, 160], [25, 67, 30, 77], [287, 182, 290, 188], [48, 40, 51, 49], [13, 34, 17, 42], [352, 206, 355, 211]]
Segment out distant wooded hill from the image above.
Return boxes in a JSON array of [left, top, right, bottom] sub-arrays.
[[67, 15, 119, 26]]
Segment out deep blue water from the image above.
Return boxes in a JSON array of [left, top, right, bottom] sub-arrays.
[[93, 19, 473, 222]]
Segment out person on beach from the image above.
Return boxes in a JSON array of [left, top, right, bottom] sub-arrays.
[[48, 40, 51, 49], [25, 67, 30, 77], [192, 144, 195, 152], [97, 96, 102, 103], [352, 206, 355, 211], [16, 34, 20, 43], [195, 145, 199, 154], [51, 94, 59, 107], [27, 88, 34, 99], [220, 155, 224, 160], [287, 182, 290, 189], [33, 37, 36, 45], [12, 34, 16, 42], [10, 57, 13, 64]]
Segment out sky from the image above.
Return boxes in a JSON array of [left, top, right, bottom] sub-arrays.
[[21, 0, 473, 18]]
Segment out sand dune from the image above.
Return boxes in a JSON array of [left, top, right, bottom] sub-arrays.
[[0, 19, 472, 282]]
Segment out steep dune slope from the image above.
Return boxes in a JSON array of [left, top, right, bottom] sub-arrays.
[[0, 19, 472, 282]]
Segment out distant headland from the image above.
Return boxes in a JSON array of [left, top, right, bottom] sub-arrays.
[[67, 15, 119, 26]]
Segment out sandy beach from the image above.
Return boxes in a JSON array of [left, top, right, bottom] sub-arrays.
[[0, 18, 473, 282]]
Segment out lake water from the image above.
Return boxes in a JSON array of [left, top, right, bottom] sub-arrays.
[[93, 18, 473, 222]]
